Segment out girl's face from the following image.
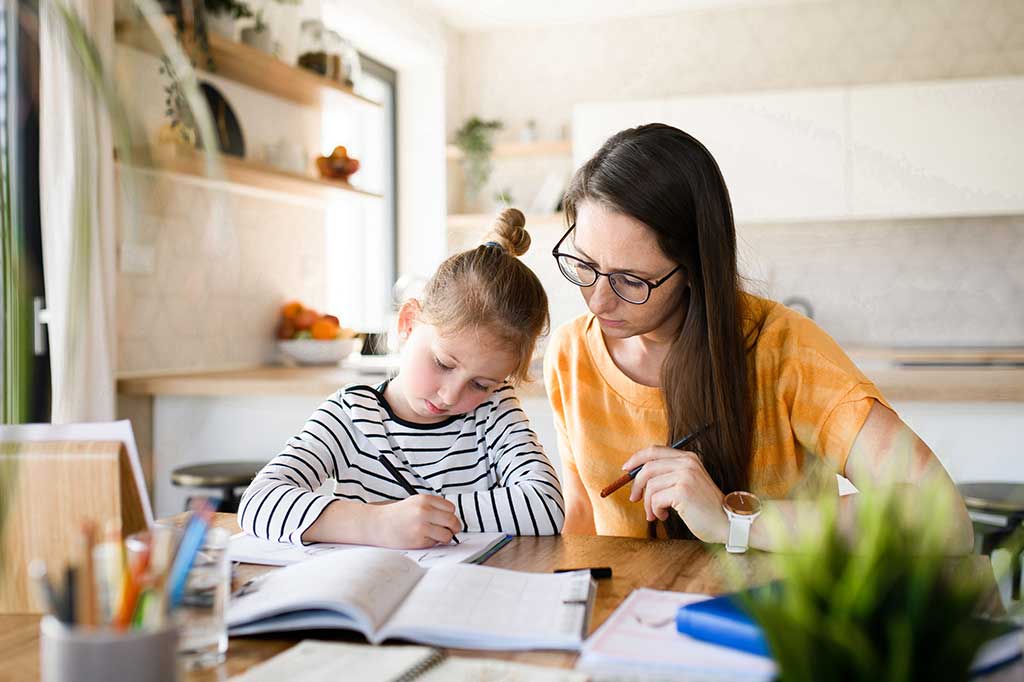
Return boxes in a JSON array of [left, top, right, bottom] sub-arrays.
[[391, 306, 519, 424], [571, 201, 688, 341]]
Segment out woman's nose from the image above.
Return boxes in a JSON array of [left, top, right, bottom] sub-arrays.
[[586, 276, 619, 315]]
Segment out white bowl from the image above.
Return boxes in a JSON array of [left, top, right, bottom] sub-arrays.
[[278, 338, 363, 366]]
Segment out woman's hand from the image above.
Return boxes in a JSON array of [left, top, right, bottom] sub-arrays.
[[375, 495, 462, 549], [623, 446, 729, 544]]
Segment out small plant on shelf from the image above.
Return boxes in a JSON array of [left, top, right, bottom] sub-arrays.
[[454, 116, 502, 200]]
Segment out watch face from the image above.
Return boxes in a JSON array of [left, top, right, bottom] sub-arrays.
[[724, 491, 761, 516]]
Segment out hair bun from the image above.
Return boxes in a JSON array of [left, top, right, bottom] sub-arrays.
[[484, 208, 531, 257]]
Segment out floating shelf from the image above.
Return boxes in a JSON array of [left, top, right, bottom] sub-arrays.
[[447, 212, 566, 230], [117, 148, 382, 202], [115, 20, 381, 109], [446, 140, 571, 161]]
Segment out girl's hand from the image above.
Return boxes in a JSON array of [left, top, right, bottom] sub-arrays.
[[375, 494, 462, 549], [623, 447, 729, 544]]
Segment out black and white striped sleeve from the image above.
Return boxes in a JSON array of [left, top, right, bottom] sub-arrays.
[[444, 388, 565, 535], [238, 391, 358, 544]]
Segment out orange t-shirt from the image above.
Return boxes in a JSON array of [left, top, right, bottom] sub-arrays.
[[543, 295, 890, 538]]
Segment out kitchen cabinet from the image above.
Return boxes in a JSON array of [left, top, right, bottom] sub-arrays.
[[573, 76, 1024, 222], [575, 90, 848, 223], [848, 77, 1024, 219]]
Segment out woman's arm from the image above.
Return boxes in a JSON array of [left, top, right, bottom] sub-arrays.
[[561, 460, 597, 535], [626, 402, 974, 553]]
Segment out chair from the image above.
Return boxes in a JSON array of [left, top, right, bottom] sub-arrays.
[[0, 439, 148, 614], [170, 461, 265, 513], [958, 482, 1024, 601]]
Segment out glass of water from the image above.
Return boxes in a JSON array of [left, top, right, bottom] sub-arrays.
[[174, 526, 230, 669]]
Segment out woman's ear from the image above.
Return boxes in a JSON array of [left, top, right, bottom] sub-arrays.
[[396, 299, 422, 340]]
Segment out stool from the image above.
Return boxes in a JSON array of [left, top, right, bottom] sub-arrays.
[[958, 482, 1024, 601], [171, 461, 266, 514]]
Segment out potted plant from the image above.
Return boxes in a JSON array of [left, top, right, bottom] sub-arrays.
[[454, 116, 503, 202], [240, 9, 273, 54], [740, 477, 1015, 681], [203, 0, 253, 40]]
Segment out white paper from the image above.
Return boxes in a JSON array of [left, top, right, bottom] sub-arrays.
[[577, 588, 776, 681], [0, 419, 154, 526], [227, 640, 435, 682], [228, 531, 509, 567]]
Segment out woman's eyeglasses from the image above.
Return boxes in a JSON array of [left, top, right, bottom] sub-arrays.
[[551, 224, 681, 305]]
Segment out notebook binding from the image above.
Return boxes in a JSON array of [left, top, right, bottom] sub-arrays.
[[393, 648, 446, 682]]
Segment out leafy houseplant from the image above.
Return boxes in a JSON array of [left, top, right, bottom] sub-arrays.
[[741, 482, 1010, 682], [454, 116, 502, 201]]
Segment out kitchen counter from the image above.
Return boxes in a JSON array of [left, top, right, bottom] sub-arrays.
[[117, 350, 1024, 402]]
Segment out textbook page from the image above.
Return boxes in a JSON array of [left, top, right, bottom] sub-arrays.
[[577, 588, 775, 681], [228, 532, 509, 567], [228, 549, 425, 638], [380, 564, 593, 650]]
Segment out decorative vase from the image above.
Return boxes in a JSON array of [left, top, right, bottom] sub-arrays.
[[205, 12, 236, 40], [240, 26, 273, 54]]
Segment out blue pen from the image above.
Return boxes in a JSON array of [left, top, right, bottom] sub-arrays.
[[167, 504, 213, 609]]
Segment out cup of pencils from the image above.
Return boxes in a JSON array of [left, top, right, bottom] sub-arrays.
[[34, 498, 224, 680]]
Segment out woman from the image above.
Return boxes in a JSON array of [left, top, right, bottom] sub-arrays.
[[543, 123, 972, 552]]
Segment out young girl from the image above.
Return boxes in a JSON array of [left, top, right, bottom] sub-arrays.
[[239, 209, 564, 549]]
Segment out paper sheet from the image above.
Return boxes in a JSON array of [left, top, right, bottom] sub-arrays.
[[0, 419, 154, 526], [577, 588, 776, 681], [228, 531, 509, 567]]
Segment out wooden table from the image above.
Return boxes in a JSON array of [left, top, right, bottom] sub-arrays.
[[2, 513, 1020, 681]]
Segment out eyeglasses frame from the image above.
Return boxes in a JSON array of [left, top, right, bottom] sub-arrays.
[[551, 224, 682, 305]]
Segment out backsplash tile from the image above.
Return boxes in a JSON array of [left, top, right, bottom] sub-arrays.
[[117, 176, 328, 374]]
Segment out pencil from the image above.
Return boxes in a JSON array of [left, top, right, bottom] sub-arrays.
[[377, 454, 460, 545], [599, 423, 713, 498]]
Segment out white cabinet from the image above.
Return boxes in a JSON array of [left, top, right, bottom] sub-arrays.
[[574, 90, 848, 223], [573, 77, 1024, 222], [848, 77, 1024, 219]]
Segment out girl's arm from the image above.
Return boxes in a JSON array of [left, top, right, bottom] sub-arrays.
[[238, 393, 352, 544], [444, 389, 566, 535]]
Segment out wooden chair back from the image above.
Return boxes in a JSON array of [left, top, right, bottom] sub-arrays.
[[0, 440, 147, 614]]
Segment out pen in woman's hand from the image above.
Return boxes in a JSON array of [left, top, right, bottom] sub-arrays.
[[599, 423, 712, 498]]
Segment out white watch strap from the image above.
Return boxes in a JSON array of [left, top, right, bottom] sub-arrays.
[[726, 515, 753, 553]]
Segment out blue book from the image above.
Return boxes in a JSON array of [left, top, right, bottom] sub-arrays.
[[676, 588, 1023, 676]]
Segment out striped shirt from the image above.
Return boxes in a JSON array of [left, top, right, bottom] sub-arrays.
[[239, 381, 565, 544]]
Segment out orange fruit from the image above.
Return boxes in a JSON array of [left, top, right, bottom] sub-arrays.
[[294, 308, 320, 331], [277, 318, 296, 340], [281, 301, 304, 321], [311, 318, 340, 340]]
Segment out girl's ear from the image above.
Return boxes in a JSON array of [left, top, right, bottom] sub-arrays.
[[396, 299, 422, 340]]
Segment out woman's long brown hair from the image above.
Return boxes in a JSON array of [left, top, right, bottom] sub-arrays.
[[563, 124, 764, 538]]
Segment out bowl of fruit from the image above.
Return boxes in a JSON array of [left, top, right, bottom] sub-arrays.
[[277, 301, 362, 366]]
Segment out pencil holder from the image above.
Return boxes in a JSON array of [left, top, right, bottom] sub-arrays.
[[39, 615, 180, 682]]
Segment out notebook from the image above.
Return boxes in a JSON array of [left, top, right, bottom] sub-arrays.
[[228, 531, 511, 567], [676, 587, 1024, 677], [228, 640, 588, 682], [576, 588, 776, 681], [228, 547, 594, 651]]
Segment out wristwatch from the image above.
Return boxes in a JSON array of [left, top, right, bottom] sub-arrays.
[[722, 491, 762, 554]]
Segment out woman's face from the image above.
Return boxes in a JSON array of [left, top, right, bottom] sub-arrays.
[[570, 201, 688, 341]]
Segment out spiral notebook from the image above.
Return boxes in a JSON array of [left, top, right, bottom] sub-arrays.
[[228, 640, 588, 682]]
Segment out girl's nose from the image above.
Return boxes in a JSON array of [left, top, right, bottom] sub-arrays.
[[437, 383, 460, 407]]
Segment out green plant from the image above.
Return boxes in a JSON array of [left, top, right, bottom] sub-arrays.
[[204, 0, 253, 19], [454, 116, 502, 200], [741, 483, 1007, 682]]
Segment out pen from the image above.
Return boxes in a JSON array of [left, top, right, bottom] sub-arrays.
[[29, 559, 64, 621], [555, 566, 612, 579], [377, 454, 460, 545], [599, 423, 713, 498]]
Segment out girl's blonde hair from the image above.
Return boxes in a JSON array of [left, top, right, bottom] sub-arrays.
[[419, 208, 549, 383]]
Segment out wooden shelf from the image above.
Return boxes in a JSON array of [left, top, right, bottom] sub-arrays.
[[115, 20, 380, 109], [447, 212, 566, 230], [446, 140, 571, 161], [117, 148, 382, 201]]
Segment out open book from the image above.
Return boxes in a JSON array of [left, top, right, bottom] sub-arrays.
[[228, 548, 594, 651]]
